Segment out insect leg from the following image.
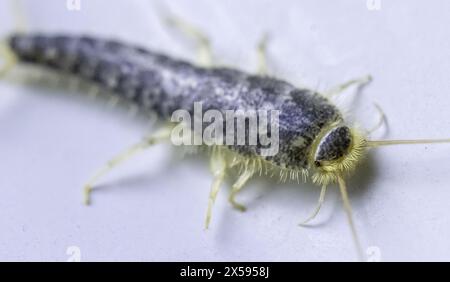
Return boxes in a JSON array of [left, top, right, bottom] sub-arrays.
[[83, 126, 172, 205], [165, 16, 213, 67], [368, 102, 387, 135], [229, 168, 254, 212], [325, 75, 372, 99], [0, 43, 17, 78], [337, 176, 364, 261], [256, 33, 270, 75], [0, 0, 26, 75], [298, 185, 327, 226], [204, 148, 227, 229], [12, 0, 28, 33]]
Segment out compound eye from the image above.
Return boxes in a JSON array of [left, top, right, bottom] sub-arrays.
[[315, 126, 352, 163], [314, 160, 321, 167]]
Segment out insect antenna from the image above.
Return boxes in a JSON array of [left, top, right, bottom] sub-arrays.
[[337, 175, 364, 261], [366, 138, 450, 147]]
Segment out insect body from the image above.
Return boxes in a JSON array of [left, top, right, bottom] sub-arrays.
[[7, 34, 362, 181], [2, 32, 450, 260]]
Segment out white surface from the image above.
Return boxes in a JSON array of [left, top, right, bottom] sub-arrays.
[[1, 0, 450, 261]]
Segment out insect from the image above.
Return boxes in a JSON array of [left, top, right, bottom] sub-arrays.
[[1, 15, 449, 261]]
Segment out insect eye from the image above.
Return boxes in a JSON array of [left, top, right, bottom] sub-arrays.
[[314, 161, 321, 167]]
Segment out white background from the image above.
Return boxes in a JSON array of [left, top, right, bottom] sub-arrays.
[[0, 0, 450, 261]]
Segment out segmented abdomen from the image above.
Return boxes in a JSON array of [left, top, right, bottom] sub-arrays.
[[8, 33, 342, 170], [9, 33, 209, 117]]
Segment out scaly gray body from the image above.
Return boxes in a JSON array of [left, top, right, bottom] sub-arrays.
[[8, 34, 344, 170]]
